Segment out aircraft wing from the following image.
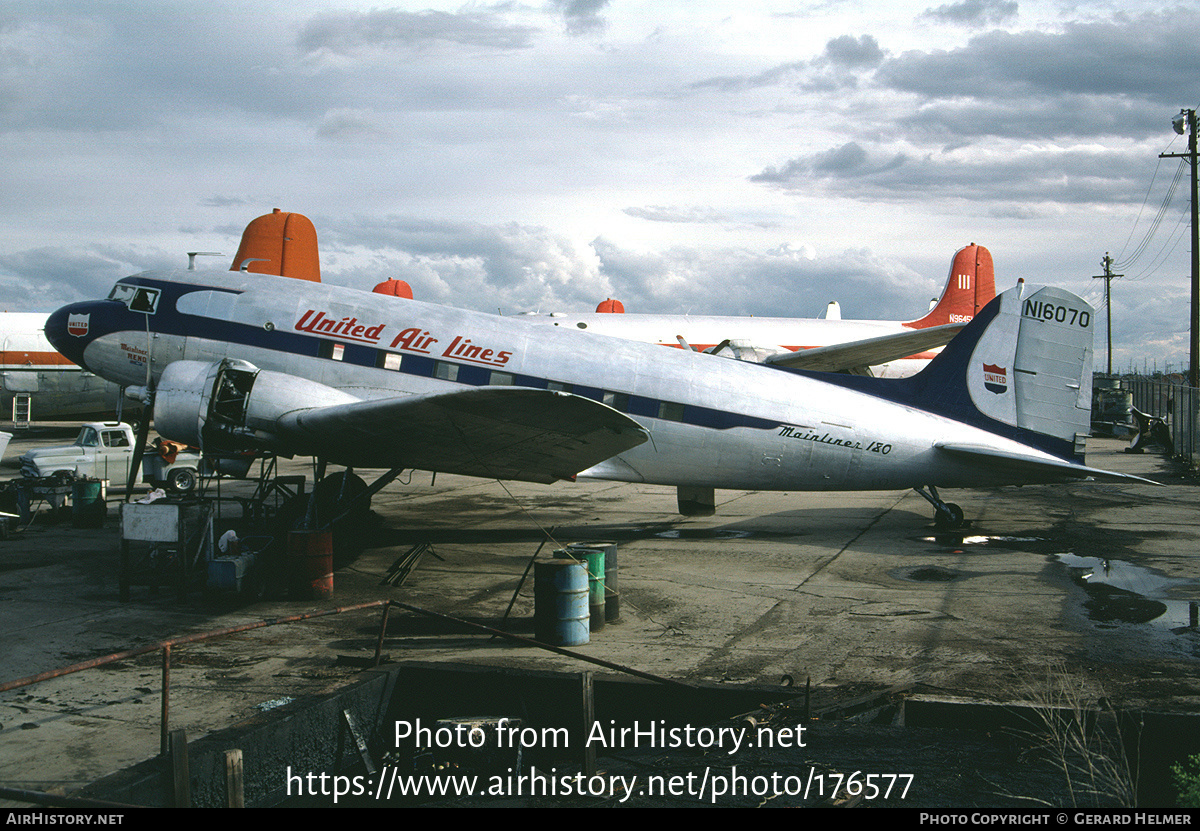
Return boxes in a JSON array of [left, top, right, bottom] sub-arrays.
[[764, 322, 966, 373], [276, 387, 650, 484], [934, 443, 1160, 485]]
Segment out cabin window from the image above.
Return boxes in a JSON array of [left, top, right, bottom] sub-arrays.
[[376, 352, 403, 371], [547, 381, 573, 393], [489, 371, 514, 386], [657, 401, 685, 422], [434, 362, 459, 382], [603, 392, 629, 412]]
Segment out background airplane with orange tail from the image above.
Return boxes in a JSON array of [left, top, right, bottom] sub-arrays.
[[519, 244, 996, 378]]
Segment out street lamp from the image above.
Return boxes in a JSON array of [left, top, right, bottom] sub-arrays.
[[1161, 109, 1198, 387]]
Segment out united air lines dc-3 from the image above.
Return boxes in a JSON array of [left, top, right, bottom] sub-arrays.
[[44, 266, 1151, 527]]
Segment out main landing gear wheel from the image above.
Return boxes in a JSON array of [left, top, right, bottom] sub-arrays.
[[933, 502, 964, 529], [914, 485, 966, 529]]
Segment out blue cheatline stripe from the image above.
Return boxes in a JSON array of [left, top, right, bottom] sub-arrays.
[[76, 276, 784, 434]]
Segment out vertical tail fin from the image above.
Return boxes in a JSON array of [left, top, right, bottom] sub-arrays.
[[912, 283, 1094, 460], [230, 208, 321, 282], [905, 244, 996, 329]]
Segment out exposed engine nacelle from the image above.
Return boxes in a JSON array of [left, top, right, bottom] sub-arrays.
[[154, 359, 359, 452], [707, 339, 790, 364]]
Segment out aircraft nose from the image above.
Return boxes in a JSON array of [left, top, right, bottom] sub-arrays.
[[45, 302, 98, 369]]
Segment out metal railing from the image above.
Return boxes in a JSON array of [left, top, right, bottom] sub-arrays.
[[1126, 377, 1200, 466]]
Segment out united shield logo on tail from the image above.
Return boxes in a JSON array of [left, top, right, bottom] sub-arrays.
[[982, 363, 1007, 394]]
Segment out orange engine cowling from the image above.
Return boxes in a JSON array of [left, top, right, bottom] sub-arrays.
[[373, 279, 414, 299], [230, 208, 321, 282]]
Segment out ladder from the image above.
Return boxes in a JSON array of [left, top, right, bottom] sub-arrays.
[[12, 393, 30, 430]]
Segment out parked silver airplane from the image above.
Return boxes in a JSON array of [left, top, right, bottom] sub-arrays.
[[0, 312, 120, 424], [44, 267, 1147, 526]]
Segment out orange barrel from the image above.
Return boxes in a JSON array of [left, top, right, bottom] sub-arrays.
[[534, 560, 589, 646], [288, 529, 333, 599]]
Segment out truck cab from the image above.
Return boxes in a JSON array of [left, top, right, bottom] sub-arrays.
[[19, 422, 201, 492]]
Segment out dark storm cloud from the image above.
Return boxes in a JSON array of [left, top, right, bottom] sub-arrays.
[[549, 0, 612, 35], [0, 246, 176, 311], [0, 4, 326, 132], [691, 35, 880, 93], [898, 96, 1173, 142], [690, 61, 809, 92], [750, 141, 1152, 206], [918, 0, 1019, 27], [750, 143, 907, 184], [823, 34, 885, 69], [298, 8, 539, 54], [750, 10, 1200, 206], [879, 9, 1199, 104]]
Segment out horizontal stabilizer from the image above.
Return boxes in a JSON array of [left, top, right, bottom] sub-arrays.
[[935, 443, 1159, 486], [279, 387, 649, 483], [765, 322, 965, 372]]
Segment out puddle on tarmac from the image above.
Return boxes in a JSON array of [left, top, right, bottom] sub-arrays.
[[919, 534, 1049, 548], [654, 529, 754, 540], [1056, 554, 1200, 631], [890, 565, 965, 583]]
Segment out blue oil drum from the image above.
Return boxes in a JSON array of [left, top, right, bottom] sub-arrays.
[[71, 478, 106, 528], [534, 560, 589, 646], [566, 544, 607, 633]]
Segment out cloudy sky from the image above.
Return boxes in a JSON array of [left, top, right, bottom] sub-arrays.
[[2, 0, 1198, 372]]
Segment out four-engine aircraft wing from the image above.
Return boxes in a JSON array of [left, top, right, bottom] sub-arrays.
[[763, 322, 965, 372]]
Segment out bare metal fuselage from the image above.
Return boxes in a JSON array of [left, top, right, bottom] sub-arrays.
[[56, 269, 1083, 494]]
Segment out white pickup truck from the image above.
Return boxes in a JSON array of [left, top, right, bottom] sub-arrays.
[[19, 422, 203, 492]]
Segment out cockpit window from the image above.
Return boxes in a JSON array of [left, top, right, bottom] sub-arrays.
[[108, 283, 160, 314]]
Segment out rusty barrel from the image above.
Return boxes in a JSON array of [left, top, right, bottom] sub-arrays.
[[288, 529, 333, 599]]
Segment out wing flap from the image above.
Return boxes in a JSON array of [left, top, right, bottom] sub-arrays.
[[764, 322, 965, 372], [278, 387, 649, 484], [935, 442, 1159, 485]]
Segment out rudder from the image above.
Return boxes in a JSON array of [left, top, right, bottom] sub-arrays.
[[906, 244, 996, 329], [914, 283, 1094, 460]]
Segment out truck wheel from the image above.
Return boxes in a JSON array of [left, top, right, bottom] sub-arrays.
[[169, 467, 198, 493]]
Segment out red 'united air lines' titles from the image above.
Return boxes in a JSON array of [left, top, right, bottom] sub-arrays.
[[296, 309, 514, 367]]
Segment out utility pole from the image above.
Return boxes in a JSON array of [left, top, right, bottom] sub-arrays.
[[1092, 253, 1122, 376], [1161, 108, 1199, 387]]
